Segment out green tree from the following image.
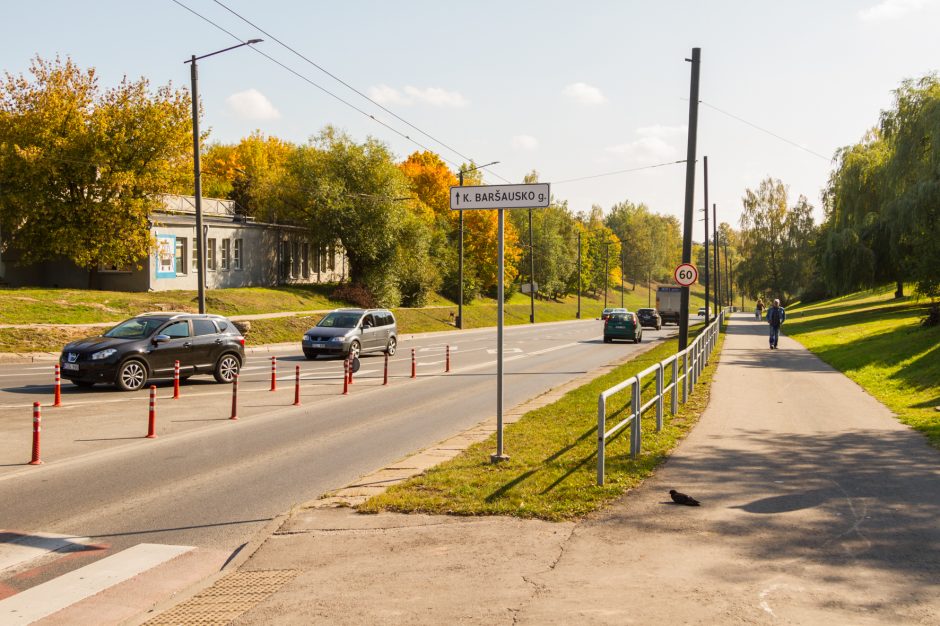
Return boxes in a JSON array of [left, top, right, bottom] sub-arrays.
[[0, 56, 192, 287]]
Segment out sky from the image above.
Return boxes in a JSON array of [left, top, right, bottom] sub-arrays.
[[3, 0, 939, 230]]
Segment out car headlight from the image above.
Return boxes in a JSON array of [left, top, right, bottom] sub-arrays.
[[329, 336, 345, 343], [91, 348, 117, 360]]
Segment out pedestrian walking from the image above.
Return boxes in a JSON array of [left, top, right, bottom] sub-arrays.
[[755, 298, 765, 320], [766, 298, 786, 349]]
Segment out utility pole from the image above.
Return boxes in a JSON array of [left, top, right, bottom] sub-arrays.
[[604, 243, 609, 310], [528, 207, 535, 323], [456, 161, 499, 330], [679, 47, 701, 350], [713, 203, 720, 314], [620, 245, 625, 308], [703, 155, 710, 327], [724, 242, 732, 309], [576, 231, 582, 319]]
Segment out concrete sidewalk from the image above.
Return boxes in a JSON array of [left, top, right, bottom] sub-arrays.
[[145, 316, 940, 625]]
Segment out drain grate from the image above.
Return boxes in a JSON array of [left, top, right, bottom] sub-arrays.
[[144, 569, 301, 626]]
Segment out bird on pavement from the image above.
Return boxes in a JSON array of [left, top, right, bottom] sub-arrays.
[[669, 489, 701, 506]]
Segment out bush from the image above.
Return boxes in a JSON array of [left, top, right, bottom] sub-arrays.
[[922, 302, 940, 328], [331, 283, 377, 309]]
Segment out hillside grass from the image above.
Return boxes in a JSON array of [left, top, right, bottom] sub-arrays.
[[788, 286, 940, 448], [360, 322, 720, 521]]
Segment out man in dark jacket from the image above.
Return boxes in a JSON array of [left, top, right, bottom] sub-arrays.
[[767, 298, 786, 349]]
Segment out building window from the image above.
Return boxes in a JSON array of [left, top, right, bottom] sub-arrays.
[[175, 238, 187, 275], [302, 243, 310, 278], [234, 238, 243, 270], [314, 245, 322, 273], [221, 239, 231, 271], [328, 244, 336, 271], [207, 238, 217, 271], [191, 237, 199, 272], [292, 242, 301, 277]]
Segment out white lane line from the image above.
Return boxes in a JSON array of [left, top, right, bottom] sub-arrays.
[[0, 543, 194, 624], [0, 532, 91, 575]]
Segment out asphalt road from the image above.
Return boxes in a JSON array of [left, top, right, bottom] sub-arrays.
[[0, 318, 686, 591]]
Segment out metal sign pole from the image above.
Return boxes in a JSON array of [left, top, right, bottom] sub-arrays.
[[492, 208, 508, 462]]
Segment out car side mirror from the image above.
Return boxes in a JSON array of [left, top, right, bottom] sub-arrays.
[[153, 334, 171, 345]]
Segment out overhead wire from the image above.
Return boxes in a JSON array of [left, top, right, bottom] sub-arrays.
[[210, 0, 511, 184], [699, 100, 832, 162], [169, 0, 470, 174], [553, 159, 686, 185]]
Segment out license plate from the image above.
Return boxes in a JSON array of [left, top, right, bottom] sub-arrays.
[[62, 363, 79, 371], [612, 324, 625, 329], [311, 343, 324, 348]]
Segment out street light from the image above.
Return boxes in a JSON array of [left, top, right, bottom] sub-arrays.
[[185, 39, 263, 314], [457, 160, 499, 329]]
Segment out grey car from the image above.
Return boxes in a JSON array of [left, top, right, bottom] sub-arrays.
[[302, 309, 397, 360]]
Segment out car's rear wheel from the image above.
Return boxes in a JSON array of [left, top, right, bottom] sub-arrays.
[[385, 336, 397, 356], [604, 337, 612, 343], [214, 353, 241, 383], [347, 340, 361, 360], [634, 333, 641, 344], [116, 359, 147, 392]]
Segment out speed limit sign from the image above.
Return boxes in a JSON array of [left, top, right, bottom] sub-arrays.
[[674, 263, 699, 286]]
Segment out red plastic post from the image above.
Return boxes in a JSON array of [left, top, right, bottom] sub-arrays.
[[383, 352, 389, 386], [270, 356, 277, 391], [173, 360, 180, 399], [29, 402, 42, 465], [348, 356, 354, 385], [411, 348, 416, 379], [294, 365, 301, 406], [342, 359, 349, 395], [445, 345, 451, 373], [146, 385, 157, 438], [53, 364, 62, 407], [230, 374, 239, 420]]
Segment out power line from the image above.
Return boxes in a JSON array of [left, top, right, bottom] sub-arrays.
[[553, 159, 686, 185], [699, 100, 832, 162], [211, 0, 510, 184]]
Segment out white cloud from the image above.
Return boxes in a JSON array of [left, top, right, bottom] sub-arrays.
[[562, 82, 608, 105], [858, 0, 931, 21], [225, 88, 280, 121], [511, 135, 539, 151], [368, 84, 468, 107], [636, 124, 687, 138], [606, 136, 677, 164]]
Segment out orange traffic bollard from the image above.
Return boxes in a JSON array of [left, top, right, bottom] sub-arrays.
[[294, 365, 301, 406], [230, 374, 239, 420], [30, 402, 42, 465], [173, 360, 180, 399], [445, 345, 451, 373], [411, 349, 416, 378], [342, 359, 349, 395], [146, 385, 157, 438], [53, 364, 62, 407], [270, 356, 277, 391], [383, 353, 389, 386]]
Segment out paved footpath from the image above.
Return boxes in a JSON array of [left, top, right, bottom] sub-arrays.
[[144, 316, 940, 625]]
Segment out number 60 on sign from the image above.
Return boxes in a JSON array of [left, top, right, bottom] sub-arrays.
[[673, 263, 698, 286]]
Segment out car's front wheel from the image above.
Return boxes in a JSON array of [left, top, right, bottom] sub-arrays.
[[116, 359, 148, 392], [214, 353, 241, 383], [385, 336, 397, 356], [347, 340, 361, 360]]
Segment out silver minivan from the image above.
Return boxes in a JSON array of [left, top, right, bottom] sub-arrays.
[[302, 308, 397, 360]]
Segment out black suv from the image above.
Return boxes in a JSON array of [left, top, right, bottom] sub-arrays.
[[636, 308, 662, 330], [60, 313, 245, 391]]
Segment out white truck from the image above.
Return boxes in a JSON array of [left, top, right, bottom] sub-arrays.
[[656, 286, 683, 325]]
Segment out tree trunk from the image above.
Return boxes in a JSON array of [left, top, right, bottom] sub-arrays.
[[894, 280, 904, 299]]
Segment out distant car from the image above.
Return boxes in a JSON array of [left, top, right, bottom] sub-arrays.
[[636, 308, 662, 330], [604, 311, 642, 344], [601, 308, 615, 321], [302, 308, 397, 360], [59, 313, 245, 391], [698, 307, 706, 317]]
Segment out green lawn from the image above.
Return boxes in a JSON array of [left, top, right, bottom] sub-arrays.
[[360, 322, 720, 521], [788, 286, 940, 447]]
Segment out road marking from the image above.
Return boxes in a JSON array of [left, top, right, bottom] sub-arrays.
[[0, 543, 194, 624], [486, 347, 522, 355], [0, 532, 91, 575]]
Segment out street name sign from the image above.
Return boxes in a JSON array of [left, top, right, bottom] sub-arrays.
[[450, 183, 550, 210], [674, 263, 699, 286]]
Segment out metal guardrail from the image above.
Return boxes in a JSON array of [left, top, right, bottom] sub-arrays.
[[597, 310, 726, 486]]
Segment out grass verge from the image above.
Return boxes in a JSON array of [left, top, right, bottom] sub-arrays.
[[787, 286, 940, 448], [359, 323, 724, 521]]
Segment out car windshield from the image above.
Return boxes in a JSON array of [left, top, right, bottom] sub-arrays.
[[317, 312, 362, 329], [104, 318, 166, 339], [610, 314, 630, 321], [638, 309, 654, 314]]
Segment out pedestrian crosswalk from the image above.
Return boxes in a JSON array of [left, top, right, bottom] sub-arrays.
[[0, 530, 221, 625]]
